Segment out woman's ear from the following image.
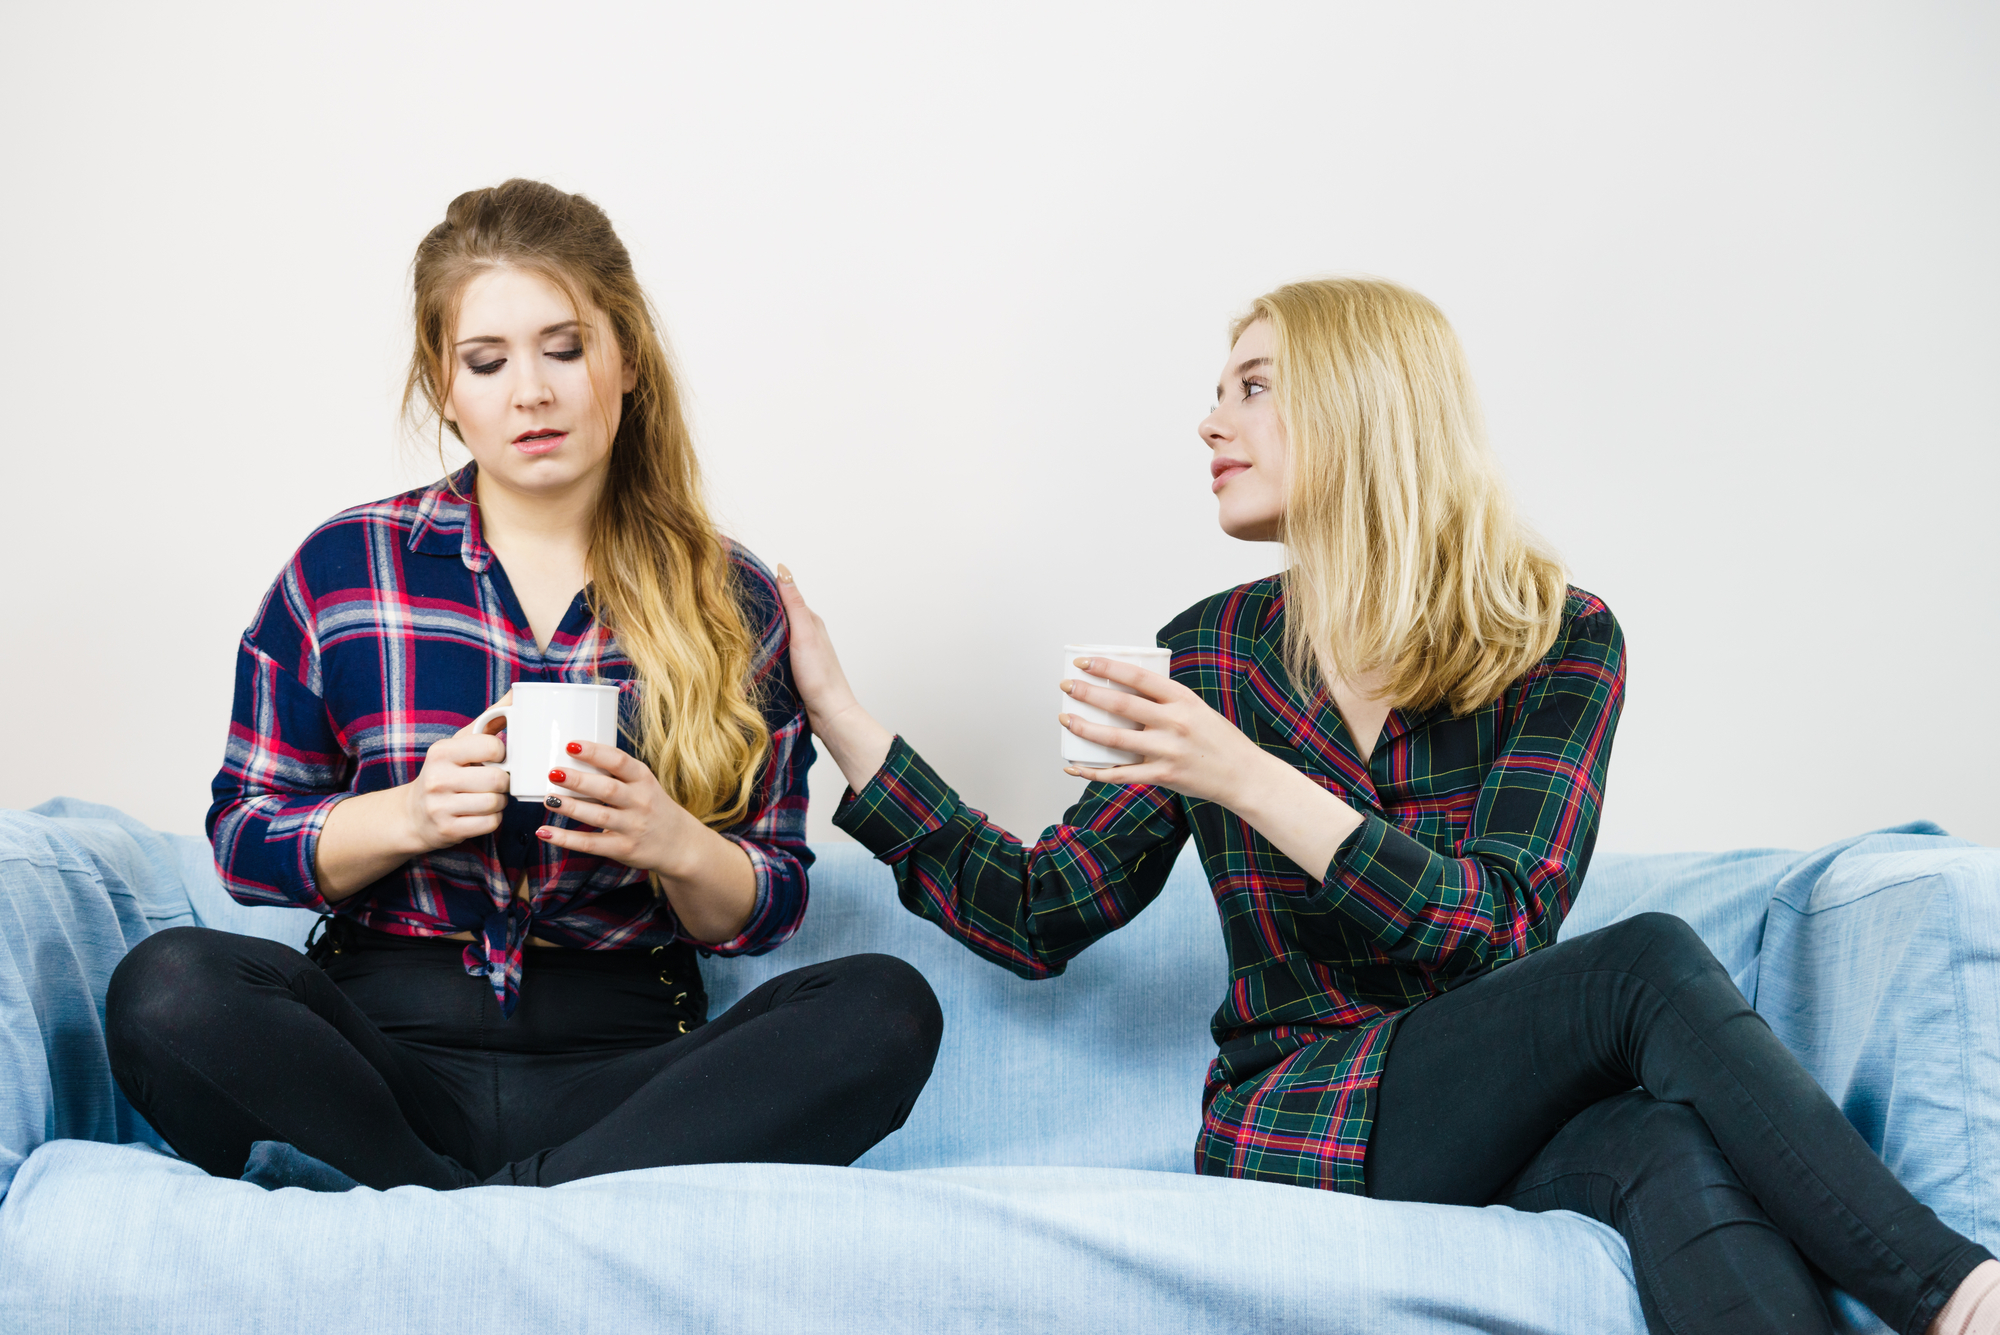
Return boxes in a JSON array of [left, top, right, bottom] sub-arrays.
[[620, 355, 638, 395]]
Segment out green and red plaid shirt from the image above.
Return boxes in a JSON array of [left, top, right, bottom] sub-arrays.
[[835, 577, 1625, 1193]]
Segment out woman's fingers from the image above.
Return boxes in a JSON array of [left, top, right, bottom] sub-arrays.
[[1065, 761, 1158, 785], [537, 823, 615, 856], [547, 764, 621, 806], [1060, 711, 1168, 756], [561, 738, 643, 783], [432, 730, 508, 769], [1071, 656, 1180, 702], [444, 791, 509, 817], [544, 793, 619, 830], [1059, 677, 1168, 726], [774, 565, 829, 644], [774, 565, 862, 718]]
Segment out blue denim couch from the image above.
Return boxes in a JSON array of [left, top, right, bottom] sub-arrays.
[[1, 798, 1994, 1334]]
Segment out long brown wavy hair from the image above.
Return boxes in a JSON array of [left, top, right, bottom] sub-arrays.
[[402, 179, 768, 829]]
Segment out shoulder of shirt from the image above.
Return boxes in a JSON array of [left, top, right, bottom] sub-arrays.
[[722, 538, 788, 664], [1555, 585, 1619, 639], [1542, 584, 1623, 669], [285, 480, 443, 568], [1155, 573, 1285, 648]]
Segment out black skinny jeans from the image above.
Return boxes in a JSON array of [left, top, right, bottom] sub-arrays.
[[105, 925, 943, 1189], [1367, 912, 1989, 1335]]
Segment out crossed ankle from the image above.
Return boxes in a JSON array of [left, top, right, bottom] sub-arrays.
[[1931, 1258, 2000, 1335]]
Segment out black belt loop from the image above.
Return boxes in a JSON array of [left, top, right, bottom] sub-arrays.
[[303, 913, 355, 967]]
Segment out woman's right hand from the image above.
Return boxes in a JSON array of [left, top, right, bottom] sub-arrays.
[[313, 704, 514, 903], [399, 708, 513, 853], [774, 565, 894, 793]]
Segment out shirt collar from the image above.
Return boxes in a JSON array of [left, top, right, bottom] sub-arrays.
[[406, 463, 495, 572], [1245, 580, 1433, 773]]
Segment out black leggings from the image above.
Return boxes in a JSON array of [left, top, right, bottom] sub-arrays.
[[105, 925, 943, 1189], [1367, 912, 1989, 1335]]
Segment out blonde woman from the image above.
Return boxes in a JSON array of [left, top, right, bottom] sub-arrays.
[[104, 180, 940, 1191], [779, 280, 1999, 1335]]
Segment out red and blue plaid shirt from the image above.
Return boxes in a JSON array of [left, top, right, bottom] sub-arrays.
[[208, 466, 813, 1015], [836, 578, 1624, 1192]]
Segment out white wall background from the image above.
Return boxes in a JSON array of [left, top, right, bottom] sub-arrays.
[[2, 1, 1994, 852]]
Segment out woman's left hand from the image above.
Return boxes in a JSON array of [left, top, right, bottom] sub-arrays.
[[1061, 656, 1278, 808], [535, 740, 700, 877]]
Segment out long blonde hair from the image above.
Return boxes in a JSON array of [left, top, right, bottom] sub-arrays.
[[1235, 278, 1566, 714], [402, 179, 768, 828]]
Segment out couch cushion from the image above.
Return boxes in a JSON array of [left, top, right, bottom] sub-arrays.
[[0, 809, 182, 1199], [0, 1139, 1646, 1335], [705, 841, 1228, 1172], [1754, 838, 2000, 1332]]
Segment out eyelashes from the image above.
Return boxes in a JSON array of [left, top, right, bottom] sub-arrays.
[[463, 347, 587, 377]]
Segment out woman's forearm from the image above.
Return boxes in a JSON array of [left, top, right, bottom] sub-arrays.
[[652, 823, 760, 943], [313, 789, 429, 903], [811, 699, 895, 796], [1225, 750, 1366, 882]]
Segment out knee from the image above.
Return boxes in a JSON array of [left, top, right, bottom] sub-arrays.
[[106, 927, 267, 1057], [1597, 912, 1724, 985], [1604, 1098, 1749, 1206], [827, 953, 945, 1071]]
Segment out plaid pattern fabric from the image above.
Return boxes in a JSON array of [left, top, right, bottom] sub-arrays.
[[836, 577, 1624, 1192], [209, 465, 813, 1015]]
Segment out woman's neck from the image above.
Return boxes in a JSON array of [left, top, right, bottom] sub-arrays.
[[471, 463, 603, 652], [472, 463, 601, 560]]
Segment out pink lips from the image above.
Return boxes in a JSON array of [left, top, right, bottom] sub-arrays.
[[1210, 459, 1250, 493], [513, 430, 567, 456]]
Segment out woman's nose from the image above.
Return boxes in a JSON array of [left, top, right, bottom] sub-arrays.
[[1198, 405, 1230, 447], [512, 368, 554, 410]]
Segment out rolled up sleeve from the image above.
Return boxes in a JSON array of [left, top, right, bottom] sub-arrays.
[[206, 567, 354, 912], [1316, 607, 1627, 980]]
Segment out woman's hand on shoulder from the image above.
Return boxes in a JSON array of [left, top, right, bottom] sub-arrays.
[[772, 565, 893, 793], [1060, 658, 1279, 808], [399, 703, 512, 852]]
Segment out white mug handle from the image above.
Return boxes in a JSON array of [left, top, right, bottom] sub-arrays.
[[470, 703, 513, 774]]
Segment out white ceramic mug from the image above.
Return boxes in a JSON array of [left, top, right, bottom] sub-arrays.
[[1061, 644, 1173, 767], [471, 682, 622, 798]]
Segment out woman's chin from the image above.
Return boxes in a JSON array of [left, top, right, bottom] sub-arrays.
[[1217, 509, 1283, 544], [474, 447, 606, 494]]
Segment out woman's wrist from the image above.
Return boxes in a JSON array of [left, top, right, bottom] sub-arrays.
[[640, 803, 712, 884], [315, 788, 430, 901], [389, 782, 449, 858], [647, 821, 757, 944], [811, 698, 895, 795], [1225, 749, 1365, 882]]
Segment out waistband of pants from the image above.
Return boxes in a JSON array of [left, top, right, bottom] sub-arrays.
[[306, 913, 704, 982], [309, 914, 710, 1049]]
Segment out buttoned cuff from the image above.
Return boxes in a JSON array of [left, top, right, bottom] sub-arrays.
[[832, 736, 958, 860]]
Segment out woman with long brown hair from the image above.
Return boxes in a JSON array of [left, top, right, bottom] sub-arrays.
[[778, 278, 2000, 1334], [103, 179, 940, 1191]]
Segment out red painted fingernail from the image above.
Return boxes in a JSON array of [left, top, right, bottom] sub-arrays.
[[536, 827, 553, 839], [548, 768, 566, 784], [566, 742, 582, 756]]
